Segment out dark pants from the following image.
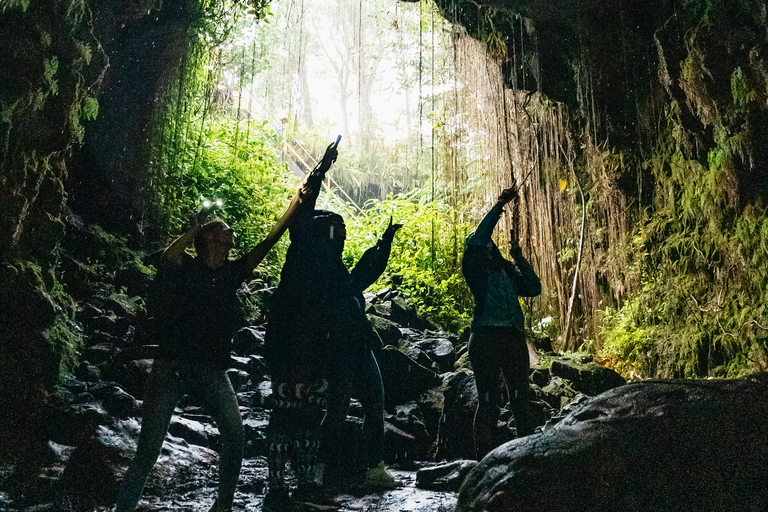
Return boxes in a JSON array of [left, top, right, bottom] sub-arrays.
[[468, 326, 532, 459], [321, 348, 385, 469], [116, 359, 243, 512]]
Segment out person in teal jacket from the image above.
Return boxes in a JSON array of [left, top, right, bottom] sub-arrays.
[[461, 186, 541, 459]]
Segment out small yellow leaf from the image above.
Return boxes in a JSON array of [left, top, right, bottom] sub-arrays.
[[559, 179, 567, 192]]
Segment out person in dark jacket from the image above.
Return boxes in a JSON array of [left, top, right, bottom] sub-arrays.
[[115, 149, 334, 512], [264, 183, 401, 506], [319, 217, 402, 491], [461, 186, 541, 459]]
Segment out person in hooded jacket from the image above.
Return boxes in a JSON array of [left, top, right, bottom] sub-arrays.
[[263, 157, 400, 508], [318, 216, 402, 491], [461, 186, 541, 460]]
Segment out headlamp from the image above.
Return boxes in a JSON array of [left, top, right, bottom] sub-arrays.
[[201, 197, 224, 210]]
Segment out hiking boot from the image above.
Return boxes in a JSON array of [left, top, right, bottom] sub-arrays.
[[363, 462, 401, 490], [263, 485, 292, 512]]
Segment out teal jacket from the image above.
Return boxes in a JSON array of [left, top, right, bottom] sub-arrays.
[[462, 202, 541, 331]]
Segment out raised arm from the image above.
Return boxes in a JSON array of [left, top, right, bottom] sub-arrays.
[[350, 217, 402, 294], [508, 228, 541, 297], [466, 187, 518, 246], [161, 212, 205, 265], [244, 139, 339, 270]]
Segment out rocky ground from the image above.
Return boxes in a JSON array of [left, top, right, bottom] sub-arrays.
[[0, 283, 627, 512]]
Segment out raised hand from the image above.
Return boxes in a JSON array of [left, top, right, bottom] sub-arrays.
[[497, 187, 518, 205], [382, 216, 403, 242], [312, 136, 341, 178]]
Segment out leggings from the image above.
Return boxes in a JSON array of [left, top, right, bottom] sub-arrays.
[[115, 359, 243, 512], [266, 374, 327, 488], [321, 348, 385, 469], [468, 326, 532, 459]]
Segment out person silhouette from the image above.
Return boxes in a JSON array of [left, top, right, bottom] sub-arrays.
[[461, 186, 541, 459], [115, 144, 336, 512]]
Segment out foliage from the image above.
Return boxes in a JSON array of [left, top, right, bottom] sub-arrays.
[[149, 112, 296, 276], [0, 260, 84, 374], [337, 187, 475, 332], [598, 134, 768, 378]]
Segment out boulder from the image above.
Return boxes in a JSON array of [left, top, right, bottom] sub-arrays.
[[540, 376, 579, 410], [435, 370, 478, 461], [415, 337, 456, 374], [242, 410, 270, 457], [457, 374, 768, 512], [549, 357, 625, 396], [168, 416, 210, 448], [417, 459, 478, 491], [377, 346, 442, 408], [101, 387, 139, 419], [101, 358, 153, 400], [402, 344, 439, 372], [226, 368, 251, 392], [367, 314, 403, 348], [231, 325, 266, 355], [62, 418, 219, 510], [384, 403, 432, 462]]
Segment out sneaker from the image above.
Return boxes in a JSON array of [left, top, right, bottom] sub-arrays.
[[363, 462, 401, 490], [263, 485, 292, 512]]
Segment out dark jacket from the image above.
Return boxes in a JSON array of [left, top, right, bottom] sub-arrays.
[[148, 255, 250, 369], [265, 197, 394, 378]]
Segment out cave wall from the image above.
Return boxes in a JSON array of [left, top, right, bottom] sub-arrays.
[[0, 0, 195, 475], [3, 1, 768, 467], [68, 0, 196, 236], [425, 0, 768, 375]]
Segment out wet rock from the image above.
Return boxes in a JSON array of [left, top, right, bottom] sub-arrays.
[[527, 335, 553, 352], [540, 376, 578, 410], [81, 342, 120, 365], [242, 411, 270, 457], [457, 374, 768, 512], [101, 387, 139, 419], [73, 362, 102, 383], [229, 355, 251, 371], [232, 325, 266, 355], [368, 313, 403, 348], [168, 416, 210, 448], [385, 403, 432, 462], [415, 338, 456, 374], [226, 368, 251, 392], [402, 344, 440, 372], [388, 296, 437, 331], [435, 371, 477, 461], [417, 459, 477, 491], [549, 357, 625, 396], [246, 354, 268, 380], [378, 346, 443, 408], [49, 403, 110, 447], [529, 368, 550, 388], [61, 418, 220, 510], [101, 358, 153, 400], [61, 436, 128, 510]]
